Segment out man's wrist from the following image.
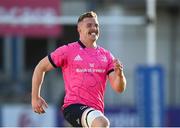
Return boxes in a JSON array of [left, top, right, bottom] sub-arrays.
[[31, 93, 40, 100], [116, 71, 124, 78]]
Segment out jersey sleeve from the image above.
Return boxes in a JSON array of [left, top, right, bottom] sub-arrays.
[[48, 45, 68, 68], [107, 52, 115, 75]]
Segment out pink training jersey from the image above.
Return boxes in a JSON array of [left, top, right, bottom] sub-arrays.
[[48, 41, 114, 112]]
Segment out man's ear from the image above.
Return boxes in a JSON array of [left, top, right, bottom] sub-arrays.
[[77, 24, 81, 33]]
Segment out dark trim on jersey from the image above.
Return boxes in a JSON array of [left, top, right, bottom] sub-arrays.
[[107, 69, 114, 75], [48, 54, 57, 68], [86, 109, 95, 127], [78, 40, 86, 48]]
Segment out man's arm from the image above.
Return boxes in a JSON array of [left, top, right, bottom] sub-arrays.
[[108, 59, 126, 93], [31, 56, 55, 114]]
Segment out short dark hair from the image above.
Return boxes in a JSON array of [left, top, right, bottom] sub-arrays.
[[77, 11, 97, 23]]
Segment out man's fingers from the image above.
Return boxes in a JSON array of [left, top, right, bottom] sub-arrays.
[[39, 107, 45, 113], [113, 59, 118, 63], [32, 97, 48, 114], [113, 59, 121, 65], [34, 106, 45, 114], [113, 59, 123, 73], [114, 60, 123, 68], [34, 109, 40, 114], [43, 101, 48, 108], [34, 109, 45, 114], [34, 107, 41, 114]]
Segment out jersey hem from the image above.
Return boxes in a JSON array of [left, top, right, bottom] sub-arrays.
[[107, 68, 114, 75], [48, 54, 57, 68]]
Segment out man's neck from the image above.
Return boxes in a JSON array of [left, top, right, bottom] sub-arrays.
[[79, 39, 97, 48]]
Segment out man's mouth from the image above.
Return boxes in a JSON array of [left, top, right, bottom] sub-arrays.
[[89, 32, 97, 36]]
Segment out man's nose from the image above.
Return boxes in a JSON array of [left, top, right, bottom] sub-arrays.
[[91, 25, 97, 31]]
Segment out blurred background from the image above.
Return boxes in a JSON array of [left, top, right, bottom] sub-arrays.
[[0, 0, 180, 127]]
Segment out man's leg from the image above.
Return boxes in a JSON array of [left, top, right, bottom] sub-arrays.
[[91, 116, 110, 127], [81, 108, 110, 127]]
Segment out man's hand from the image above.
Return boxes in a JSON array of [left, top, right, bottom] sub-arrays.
[[113, 59, 123, 76], [32, 96, 48, 114], [108, 58, 126, 93]]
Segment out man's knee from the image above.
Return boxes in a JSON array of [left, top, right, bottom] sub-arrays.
[[81, 108, 110, 127], [91, 116, 110, 127]]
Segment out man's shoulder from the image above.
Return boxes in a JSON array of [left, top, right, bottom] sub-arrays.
[[98, 45, 110, 53], [64, 41, 79, 49], [56, 41, 79, 49]]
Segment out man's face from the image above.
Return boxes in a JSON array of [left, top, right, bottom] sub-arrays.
[[78, 17, 99, 42]]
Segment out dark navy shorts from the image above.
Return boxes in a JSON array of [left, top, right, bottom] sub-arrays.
[[62, 103, 90, 127]]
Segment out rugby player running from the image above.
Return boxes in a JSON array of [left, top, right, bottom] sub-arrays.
[[31, 11, 126, 127]]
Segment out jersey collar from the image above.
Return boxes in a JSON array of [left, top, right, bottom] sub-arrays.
[[78, 40, 98, 49], [78, 40, 86, 48]]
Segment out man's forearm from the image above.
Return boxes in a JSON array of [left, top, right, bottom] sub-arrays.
[[32, 66, 45, 99], [114, 72, 126, 93], [32, 56, 54, 100]]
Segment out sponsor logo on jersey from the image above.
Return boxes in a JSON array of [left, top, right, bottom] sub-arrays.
[[89, 63, 95, 68], [101, 56, 107, 62]]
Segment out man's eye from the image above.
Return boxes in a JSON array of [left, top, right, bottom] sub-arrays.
[[87, 24, 91, 27]]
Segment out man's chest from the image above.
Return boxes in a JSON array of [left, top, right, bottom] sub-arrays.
[[69, 50, 108, 73]]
